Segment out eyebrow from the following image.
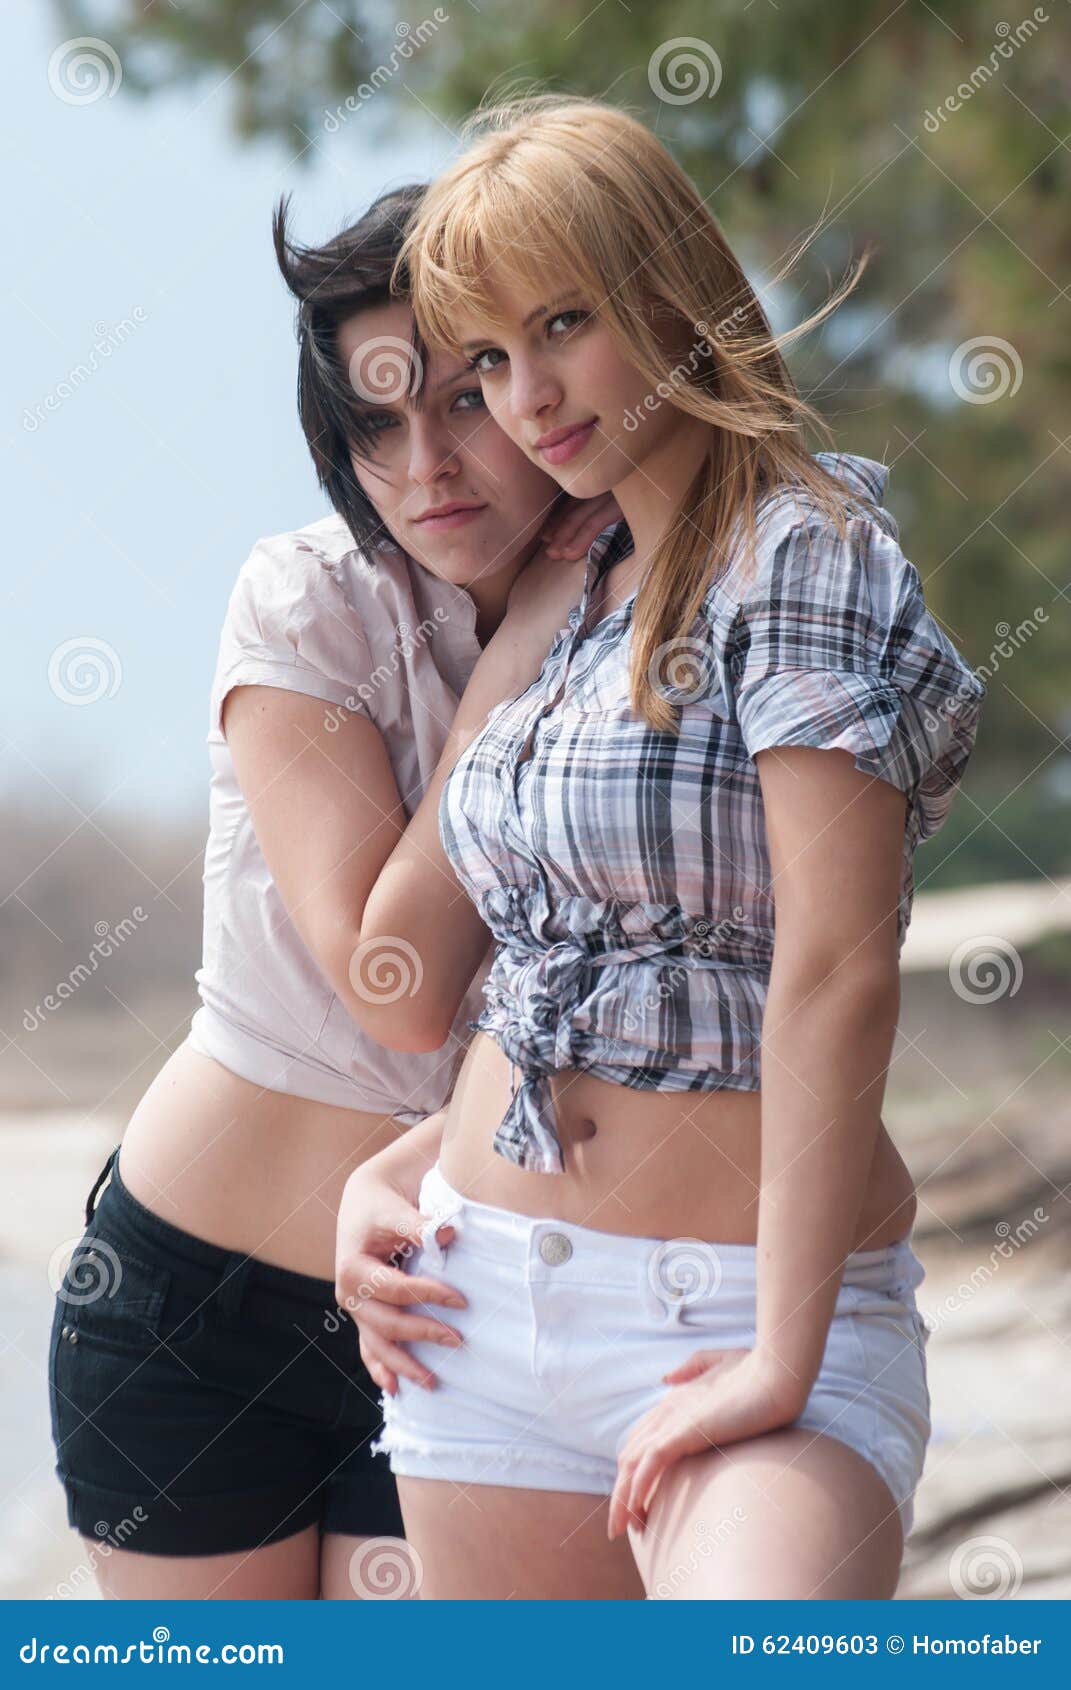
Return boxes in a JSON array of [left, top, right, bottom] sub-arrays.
[[459, 293, 582, 351]]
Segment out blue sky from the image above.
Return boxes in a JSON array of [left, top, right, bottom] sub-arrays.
[[5, 1, 452, 819]]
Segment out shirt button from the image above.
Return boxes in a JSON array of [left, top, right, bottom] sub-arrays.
[[539, 1232, 573, 1266]]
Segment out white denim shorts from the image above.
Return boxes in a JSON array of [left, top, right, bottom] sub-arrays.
[[371, 1162, 932, 1541]]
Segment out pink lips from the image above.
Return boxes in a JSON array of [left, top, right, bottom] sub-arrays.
[[413, 501, 488, 531], [534, 418, 598, 466]]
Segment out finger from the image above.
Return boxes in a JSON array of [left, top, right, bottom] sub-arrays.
[[339, 1261, 465, 1312], [361, 1333, 440, 1391], [556, 504, 616, 560], [607, 1454, 639, 1541], [661, 1353, 716, 1383], [364, 1356, 398, 1397], [626, 1445, 667, 1531], [361, 1306, 464, 1347], [631, 1451, 670, 1531]]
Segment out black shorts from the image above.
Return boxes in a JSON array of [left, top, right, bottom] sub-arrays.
[[47, 1146, 403, 1556]]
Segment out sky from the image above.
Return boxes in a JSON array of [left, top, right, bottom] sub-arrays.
[[5, 1, 453, 821]]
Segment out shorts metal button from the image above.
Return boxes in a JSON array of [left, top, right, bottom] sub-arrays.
[[67, 1331, 79, 1344], [539, 1232, 573, 1266]]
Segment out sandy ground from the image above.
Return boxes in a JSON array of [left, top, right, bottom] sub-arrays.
[[4, 877, 1071, 1601]]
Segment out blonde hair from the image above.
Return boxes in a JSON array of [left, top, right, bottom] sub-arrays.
[[397, 92, 880, 731]]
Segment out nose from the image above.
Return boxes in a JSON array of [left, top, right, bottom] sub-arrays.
[[406, 413, 460, 486], [508, 353, 563, 427]]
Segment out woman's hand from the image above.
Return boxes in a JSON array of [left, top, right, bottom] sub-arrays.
[[334, 1158, 467, 1397], [606, 1346, 805, 1540], [538, 492, 622, 560]]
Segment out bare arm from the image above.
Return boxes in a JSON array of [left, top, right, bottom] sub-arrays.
[[354, 549, 591, 1049], [752, 744, 907, 1413]]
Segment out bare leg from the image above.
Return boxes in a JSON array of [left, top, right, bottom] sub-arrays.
[[318, 1533, 422, 1600], [396, 1478, 645, 1600], [89, 1524, 321, 1599], [629, 1429, 904, 1600]]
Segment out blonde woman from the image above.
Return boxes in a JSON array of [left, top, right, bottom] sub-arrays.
[[334, 96, 986, 1601]]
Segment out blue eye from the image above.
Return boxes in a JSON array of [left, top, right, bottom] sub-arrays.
[[467, 347, 506, 376], [363, 411, 398, 433], [452, 387, 486, 412], [548, 309, 590, 335]]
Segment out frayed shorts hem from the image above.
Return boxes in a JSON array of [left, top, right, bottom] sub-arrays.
[[370, 1431, 615, 1496]]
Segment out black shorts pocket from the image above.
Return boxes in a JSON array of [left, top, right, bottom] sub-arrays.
[[55, 1226, 207, 1358]]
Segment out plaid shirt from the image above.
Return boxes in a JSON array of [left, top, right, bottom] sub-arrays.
[[439, 453, 986, 1174]]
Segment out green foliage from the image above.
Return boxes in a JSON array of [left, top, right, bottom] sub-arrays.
[[48, 0, 1070, 884]]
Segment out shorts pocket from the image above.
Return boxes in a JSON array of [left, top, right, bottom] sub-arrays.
[[56, 1228, 204, 1357]]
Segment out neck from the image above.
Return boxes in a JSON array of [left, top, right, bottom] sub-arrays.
[[611, 415, 711, 570], [462, 533, 542, 647]]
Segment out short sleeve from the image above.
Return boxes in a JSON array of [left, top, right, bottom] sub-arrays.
[[730, 512, 986, 842], [210, 533, 377, 736]]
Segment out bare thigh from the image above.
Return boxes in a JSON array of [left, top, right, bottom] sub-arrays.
[[396, 1478, 645, 1601], [629, 1429, 904, 1600], [318, 1533, 422, 1601], [88, 1524, 321, 1599]]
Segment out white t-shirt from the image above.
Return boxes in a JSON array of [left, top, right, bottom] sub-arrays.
[[187, 512, 492, 1124]]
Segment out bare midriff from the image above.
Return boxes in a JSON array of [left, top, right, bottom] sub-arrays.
[[116, 1039, 406, 1281], [438, 1031, 917, 1249]]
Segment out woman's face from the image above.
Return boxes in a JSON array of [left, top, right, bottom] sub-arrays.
[[339, 300, 559, 588], [451, 273, 696, 501]]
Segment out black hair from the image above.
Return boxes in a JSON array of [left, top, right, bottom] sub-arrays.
[[272, 184, 428, 555]]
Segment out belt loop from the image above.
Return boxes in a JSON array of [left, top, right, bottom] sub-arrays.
[[214, 1254, 254, 1328], [85, 1146, 120, 1227]]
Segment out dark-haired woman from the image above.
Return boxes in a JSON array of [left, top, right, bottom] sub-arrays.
[[45, 182, 615, 1599]]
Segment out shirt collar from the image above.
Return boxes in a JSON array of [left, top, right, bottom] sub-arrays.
[[575, 518, 636, 621]]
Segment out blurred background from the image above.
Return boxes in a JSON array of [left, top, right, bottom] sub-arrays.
[[3, 0, 1069, 1600]]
